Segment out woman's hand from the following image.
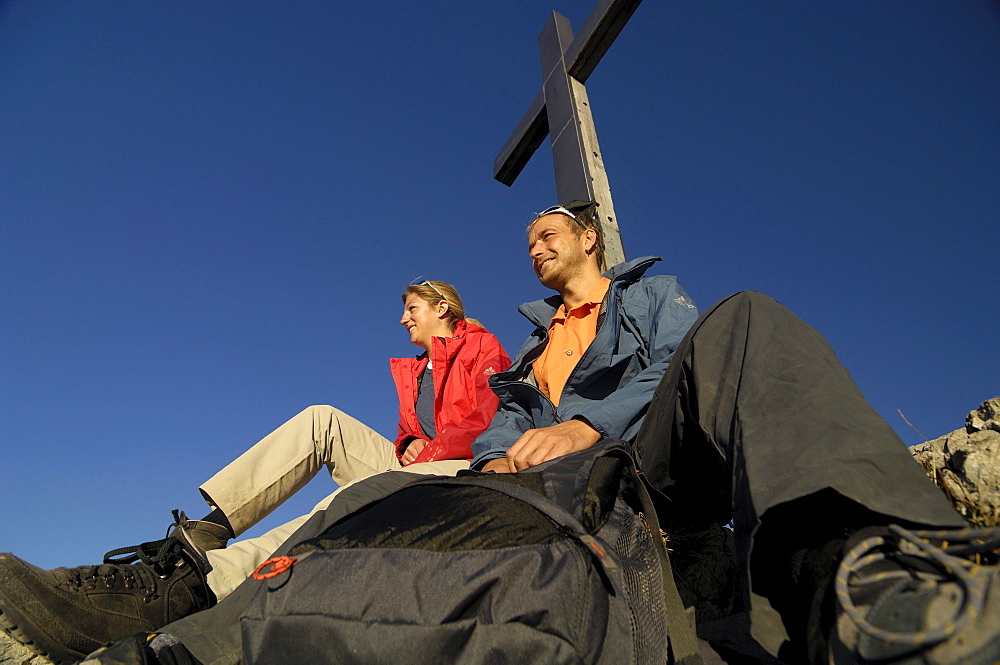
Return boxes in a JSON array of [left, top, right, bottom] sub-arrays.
[[401, 438, 429, 464]]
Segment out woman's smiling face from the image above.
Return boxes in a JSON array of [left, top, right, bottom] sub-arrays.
[[400, 292, 451, 350]]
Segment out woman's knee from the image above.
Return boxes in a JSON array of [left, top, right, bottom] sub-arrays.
[[302, 404, 341, 419]]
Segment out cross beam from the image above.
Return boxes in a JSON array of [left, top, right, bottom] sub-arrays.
[[494, 0, 642, 267]]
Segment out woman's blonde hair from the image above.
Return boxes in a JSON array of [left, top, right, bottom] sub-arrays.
[[403, 280, 483, 330]]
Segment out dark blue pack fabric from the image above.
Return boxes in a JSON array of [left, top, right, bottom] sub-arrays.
[[240, 439, 701, 665]]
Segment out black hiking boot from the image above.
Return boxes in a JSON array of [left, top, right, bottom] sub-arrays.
[[0, 511, 216, 664], [167, 516, 230, 553], [830, 524, 1000, 664]]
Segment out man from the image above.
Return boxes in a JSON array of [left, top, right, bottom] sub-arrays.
[[467, 203, 997, 663], [467, 203, 996, 663]]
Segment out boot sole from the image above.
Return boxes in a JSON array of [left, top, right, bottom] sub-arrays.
[[0, 603, 59, 664], [0, 556, 101, 665]]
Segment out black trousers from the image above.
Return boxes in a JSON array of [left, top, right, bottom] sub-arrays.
[[634, 291, 963, 657]]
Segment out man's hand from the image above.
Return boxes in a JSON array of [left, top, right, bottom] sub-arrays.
[[401, 438, 429, 464], [495, 419, 602, 473]]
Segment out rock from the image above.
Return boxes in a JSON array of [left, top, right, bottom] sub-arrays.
[[0, 632, 48, 665], [910, 397, 1000, 527], [968, 397, 1000, 434]]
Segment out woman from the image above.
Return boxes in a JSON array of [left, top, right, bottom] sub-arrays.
[[392, 280, 509, 466], [0, 281, 512, 663]]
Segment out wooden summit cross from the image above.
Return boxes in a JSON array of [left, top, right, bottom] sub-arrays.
[[494, 0, 642, 268]]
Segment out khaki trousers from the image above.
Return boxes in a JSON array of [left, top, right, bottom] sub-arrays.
[[197, 405, 468, 599]]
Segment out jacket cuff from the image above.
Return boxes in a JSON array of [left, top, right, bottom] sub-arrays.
[[470, 451, 505, 470], [562, 410, 615, 440]]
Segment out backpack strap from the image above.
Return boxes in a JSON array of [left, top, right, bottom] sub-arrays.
[[559, 439, 703, 665], [630, 464, 704, 665]]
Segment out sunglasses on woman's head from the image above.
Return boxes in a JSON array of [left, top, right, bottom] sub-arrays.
[[409, 278, 447, 303]]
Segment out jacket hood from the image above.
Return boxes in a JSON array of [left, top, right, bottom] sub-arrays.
[[517, 255, 662, 329]]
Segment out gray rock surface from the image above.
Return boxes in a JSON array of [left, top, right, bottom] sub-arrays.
[[910, 397, 1000, 527], [0, 634, 47, 665]]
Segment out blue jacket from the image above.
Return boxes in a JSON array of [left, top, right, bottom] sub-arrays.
[[471, 256, 699, 467]]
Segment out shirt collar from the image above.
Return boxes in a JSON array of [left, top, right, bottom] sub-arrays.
[[553, 277, 611, 321]]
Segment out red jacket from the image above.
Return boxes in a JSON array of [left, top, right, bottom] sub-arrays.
[[389, 320, 510, 465]]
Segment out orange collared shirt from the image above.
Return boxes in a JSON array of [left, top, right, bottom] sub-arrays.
[[534, 277, 611, 406]]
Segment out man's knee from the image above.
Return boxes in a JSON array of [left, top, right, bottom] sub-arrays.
[[725, 290, 778, 308], [706, 290, 788, 322]]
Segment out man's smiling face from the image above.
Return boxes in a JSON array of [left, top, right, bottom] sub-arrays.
[[527, 213, 594, 290]]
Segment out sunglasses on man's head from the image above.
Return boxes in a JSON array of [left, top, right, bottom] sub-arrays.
[[535, 201, 598, 228], [538, 205, 582, 223]]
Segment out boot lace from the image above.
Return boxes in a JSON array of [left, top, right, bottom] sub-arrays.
[[50, 509, 191, 597], [834, 524, 1000, 650], [102, 509, 188, 573]]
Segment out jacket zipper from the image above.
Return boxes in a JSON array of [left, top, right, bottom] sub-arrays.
[[555, 285, 615, 411], [495, 279, 621, 424]]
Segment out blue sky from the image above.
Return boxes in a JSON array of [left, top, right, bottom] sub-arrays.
[[1, 1, 997, 568]]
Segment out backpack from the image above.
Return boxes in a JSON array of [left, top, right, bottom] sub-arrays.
[[240, 439, 702, 665]]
